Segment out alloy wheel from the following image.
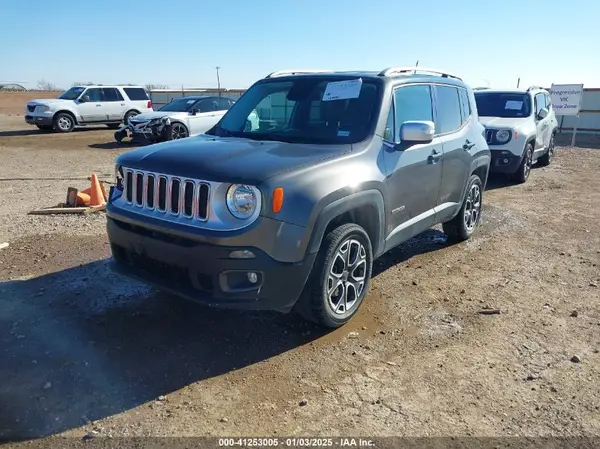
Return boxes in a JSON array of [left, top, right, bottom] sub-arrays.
[[463, 183, 481, 232], [171, 123, 188, 140], [327, 238, 367, 315], [58, 116, 72, 131]]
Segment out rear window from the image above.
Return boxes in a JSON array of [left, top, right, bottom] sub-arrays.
[[123, 88, 150, 101]]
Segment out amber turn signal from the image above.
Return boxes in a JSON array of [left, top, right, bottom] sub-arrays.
[[272, 187, 284, 213]]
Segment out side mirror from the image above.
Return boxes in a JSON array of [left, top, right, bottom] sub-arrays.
[[79, 96, 87, 103], [398, 121, 435, 146], [538, 108, 548, 120]]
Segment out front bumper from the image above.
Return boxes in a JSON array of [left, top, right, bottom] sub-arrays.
[[25, 115, 53, 126], [489, 149, 522, 174], [106, 216, 316, 313]]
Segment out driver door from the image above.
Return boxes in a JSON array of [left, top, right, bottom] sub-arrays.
[[77, 88, 105, 123], [188, 98, 219, 135]]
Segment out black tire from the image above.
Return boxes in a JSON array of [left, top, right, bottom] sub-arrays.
[[538, 134, 555, 167], [36, 124, 53, 131], [52, 112, 75, 133], [123, 110, 139, 125], [514, 143, 533, 184], [114, 129, 127, 144], [106, 123, 120, 129], [295, 223, 373, 328], [442, 174, 483, 242], [171, 122, 189, 140]]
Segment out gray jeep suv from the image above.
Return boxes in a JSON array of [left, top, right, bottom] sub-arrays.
[[106, 67, 491, 328]]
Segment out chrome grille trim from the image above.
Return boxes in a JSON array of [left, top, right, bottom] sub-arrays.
[[122, 168, 210, 221]]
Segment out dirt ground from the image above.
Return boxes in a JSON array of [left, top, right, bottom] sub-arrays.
[[0, 103, 599, 447]]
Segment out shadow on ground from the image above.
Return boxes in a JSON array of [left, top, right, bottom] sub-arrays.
[[88, 142, 143, 150], [0, 226, 475, 442], [0, 127, 108, 138]]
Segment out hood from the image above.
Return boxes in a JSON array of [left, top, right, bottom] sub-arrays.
[[27, 98, 74, 106], [130, 111, 188, 122], [479, 116, 528, 129], [116, 135, 350, 184]]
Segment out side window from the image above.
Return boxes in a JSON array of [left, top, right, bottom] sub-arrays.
[[383, 103, 394, 141], [196, 99, 216, 113], [82, 88, 102, 102], [102, 88, 124, 102], [544, 93, 552, 111], [535, 93, 546, 114], [393, 84, 433, 138], [123, 87, 150, 101], [458, 88, 471, 125], [434, 85, 462, 134], [215, 98, 232, 110]]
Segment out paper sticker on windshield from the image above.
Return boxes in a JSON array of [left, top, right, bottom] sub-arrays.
[[322, 78, 362, 102], [187, 99, 196, 104], [337, 130, 350, 137], [505, 100, 523, 110]]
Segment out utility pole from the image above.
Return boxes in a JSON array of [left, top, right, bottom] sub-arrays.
[[216, 66, 221, 96], [516, 77, 521, 88]]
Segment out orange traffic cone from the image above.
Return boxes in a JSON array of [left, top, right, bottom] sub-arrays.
[[90, 173, 106, 207]]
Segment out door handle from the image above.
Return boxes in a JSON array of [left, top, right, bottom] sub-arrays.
[[428, 149, 442, 164], [463, 140, 476, 150], [120, 103, 125, 106], [96, 104, 102, 107]]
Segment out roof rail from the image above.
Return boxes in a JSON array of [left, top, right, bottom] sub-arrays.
[[378, 66, 462, 81], [265, 69, 333, 78], [527, 85, 545, 92]]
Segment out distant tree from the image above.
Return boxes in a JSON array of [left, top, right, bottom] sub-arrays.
[[145, 83, 169, 91], [37, 79, 58, 91], [72, 81, 94, 86]]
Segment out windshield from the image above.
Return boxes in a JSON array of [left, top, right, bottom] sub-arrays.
[[474, 92, 532, 118], [59, 87, 85, 100], [209, 77, 381, 144], [159, 97, 198, 112]]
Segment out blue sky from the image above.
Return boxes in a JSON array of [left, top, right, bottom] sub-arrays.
[[1, 0, 597, 90]]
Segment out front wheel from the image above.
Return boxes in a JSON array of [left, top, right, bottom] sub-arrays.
[[442, 174, 483, 242], [53, 113, 75, 133], [296, 223, 373, 328], [171, 122, 189, 140], [514, 143, 533, 184]]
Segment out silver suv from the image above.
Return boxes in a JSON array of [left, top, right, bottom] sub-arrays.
[[106, 67, 491, 328], [474, 86, 558, 183]]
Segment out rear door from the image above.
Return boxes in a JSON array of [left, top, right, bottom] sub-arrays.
[[434, 84, 473, 221], [77, 87, 104, 122], [102, 87, 127, 121], [383, 83, 443, 242]]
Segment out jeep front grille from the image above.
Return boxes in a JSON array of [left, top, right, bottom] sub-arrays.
[[123, 169, 210, 220], [485, 129, 494, 144]]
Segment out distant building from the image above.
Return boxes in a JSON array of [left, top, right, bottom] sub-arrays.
[[0, 83, 26, 91]]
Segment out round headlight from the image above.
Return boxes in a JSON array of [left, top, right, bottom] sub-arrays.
[[495, 130, 511, 143], [226, 184, 257, 219]]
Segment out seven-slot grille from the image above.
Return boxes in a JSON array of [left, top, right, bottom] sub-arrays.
[[485, 129, 494, 143], [123, 169, 210, 220]]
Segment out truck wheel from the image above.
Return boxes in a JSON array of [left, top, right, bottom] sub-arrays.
[[123, 110, 138, 125], [442, 174, 483, 242], [53, 113, 75, 133], [297, 223, 373, 328], [537, 134, 555, 167], [514, 143, 533, 184]]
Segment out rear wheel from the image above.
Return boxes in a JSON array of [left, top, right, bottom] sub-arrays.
[[123, 110, 139, 125], [52, 113, 75, 133], [295, 223, 373, 328], [443, 174, 483, 242], [538, 134, 555, 167]]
